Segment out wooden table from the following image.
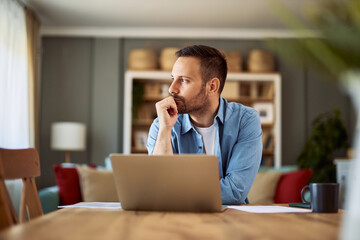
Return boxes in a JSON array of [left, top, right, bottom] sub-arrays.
[[0, 206, 343, 240]]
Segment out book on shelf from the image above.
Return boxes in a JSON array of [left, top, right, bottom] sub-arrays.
[[264, 134, 273, 149], [250, 82, 258, 98], [260, 156, 274, 167], [262, 83, 274, 99], [262, 132, 267, 146], [267, 136, 275, 150], [239, 83, 251, 97], [262, 132, 274, 149], [144, 83, 161, 98]]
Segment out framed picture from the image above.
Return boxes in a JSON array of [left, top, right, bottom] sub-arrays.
[[134, 131, 148, 148], [253, 102, 274, 124]]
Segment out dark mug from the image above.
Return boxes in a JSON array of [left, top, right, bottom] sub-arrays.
[[301, 183, 339, 213]]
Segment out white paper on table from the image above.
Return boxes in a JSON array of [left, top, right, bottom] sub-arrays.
[[58, 202, 122, 209], [227, 205, 312, 213]]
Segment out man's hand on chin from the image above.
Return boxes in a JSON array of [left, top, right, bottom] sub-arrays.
[[155, 96, 179, 131]]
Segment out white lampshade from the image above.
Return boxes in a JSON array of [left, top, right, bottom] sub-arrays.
[[51, 122, 86, 151]]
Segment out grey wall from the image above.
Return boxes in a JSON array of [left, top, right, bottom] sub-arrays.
[[39, 37, 354, 189], [276, 40, 308, 169], [90, 39, 122, 166], [40, 38, 93, 188], [39, 38, 123, 188], [305, 60, 355, 142]]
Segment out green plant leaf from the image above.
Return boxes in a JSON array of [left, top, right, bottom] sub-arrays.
[[297, 109, 348, 183]]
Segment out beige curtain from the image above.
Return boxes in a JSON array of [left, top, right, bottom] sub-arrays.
[[25, 7, 40, 150]]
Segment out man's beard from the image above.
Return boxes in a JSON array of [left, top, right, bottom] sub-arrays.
[[172, 85, 209, 114]]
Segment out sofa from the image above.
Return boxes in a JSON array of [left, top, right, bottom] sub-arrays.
[[248, 166, 312, 204], [39, 159, 115, 213], [38, 159, 312, 213]]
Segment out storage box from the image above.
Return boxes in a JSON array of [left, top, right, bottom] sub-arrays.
[[223, 50, 242, 72], [128, 49, 158, 70], [160, 47, 179, 71], [221, 82, 239, 99], [334, 159, 354, 209], [144, 83, 161, 98]]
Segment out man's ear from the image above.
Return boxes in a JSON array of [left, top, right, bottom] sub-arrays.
[[207, 78, 220, 94]]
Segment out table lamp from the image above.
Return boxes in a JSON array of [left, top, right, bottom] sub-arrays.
[[51, 122, 86, 163]]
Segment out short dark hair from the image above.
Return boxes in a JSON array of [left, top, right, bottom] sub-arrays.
[[175, 45, 227, 94]]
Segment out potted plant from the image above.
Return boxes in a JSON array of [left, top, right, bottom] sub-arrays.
[[297, 109, 348, 183], [132, 81, 144, 119]]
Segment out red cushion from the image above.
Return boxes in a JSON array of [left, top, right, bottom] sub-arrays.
[[53, 165, 82, 205], [274, 169, 313, 204], [53, 164, 98, 205]]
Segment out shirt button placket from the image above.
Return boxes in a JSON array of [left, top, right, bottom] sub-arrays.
[[196, 134, 203, 154]]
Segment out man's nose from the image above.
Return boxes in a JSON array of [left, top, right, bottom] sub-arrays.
[[169, 80, 179, 95]]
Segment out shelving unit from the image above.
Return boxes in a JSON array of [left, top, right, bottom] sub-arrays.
[[123, 71, 282, 167]]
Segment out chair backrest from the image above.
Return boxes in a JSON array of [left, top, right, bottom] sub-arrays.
[[0, 148, 43, 228], [0, 154, 17, 230]]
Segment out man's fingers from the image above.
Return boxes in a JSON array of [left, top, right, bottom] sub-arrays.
[[155, 96, 178, 129], [156, 97, 177, 113], [167, 107, 177, 116]]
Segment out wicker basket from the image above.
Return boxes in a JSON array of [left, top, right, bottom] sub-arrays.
[[159, 47, 180, 71], [247, 50, 274, 73], [128, 49, 158, 70], [223, 50, 242, 72]]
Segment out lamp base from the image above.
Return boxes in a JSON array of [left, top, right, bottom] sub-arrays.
[[65, 151, 71, 163]]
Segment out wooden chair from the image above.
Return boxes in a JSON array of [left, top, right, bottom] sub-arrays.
[[0, 155, 17, 230], [0, 148, 43, 229]]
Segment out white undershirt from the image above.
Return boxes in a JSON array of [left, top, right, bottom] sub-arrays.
[[194, 124, 216, 154]]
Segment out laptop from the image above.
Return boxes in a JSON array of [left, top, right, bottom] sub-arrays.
[[110, 154, 222, 212]]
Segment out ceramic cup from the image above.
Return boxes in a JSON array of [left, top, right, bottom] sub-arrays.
[[301, 183, 339, 213]]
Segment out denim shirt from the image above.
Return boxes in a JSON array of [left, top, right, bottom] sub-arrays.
[[147, 97, 263, 204]]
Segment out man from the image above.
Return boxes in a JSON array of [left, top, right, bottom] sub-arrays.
[[147, 45, 262, 204]]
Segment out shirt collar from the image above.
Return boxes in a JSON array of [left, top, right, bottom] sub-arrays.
[[215, 97, 225, 124], [181, 97, 226, 134], [181, 114, 193, 134]]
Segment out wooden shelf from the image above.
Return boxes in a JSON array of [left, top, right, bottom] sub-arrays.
[[226, 97, 274, 104], [143, 96, 274, 104], [124, 70, 282, 167], [261, 123, 274, 128], [143, 95, 168, 101], [132, 147, 148, 153], [262, 149, 274, 156], [126, 70, 280, 79], [133, 148, 274, 156], [133, 119, 273, 128], [133, 119, 154, 126]]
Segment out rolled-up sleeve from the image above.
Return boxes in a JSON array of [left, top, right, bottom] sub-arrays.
[[146, 118, 159, 155], [220, 110, 263, 204]]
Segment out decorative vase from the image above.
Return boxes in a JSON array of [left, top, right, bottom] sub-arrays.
[[340, 70, 360, 240]]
